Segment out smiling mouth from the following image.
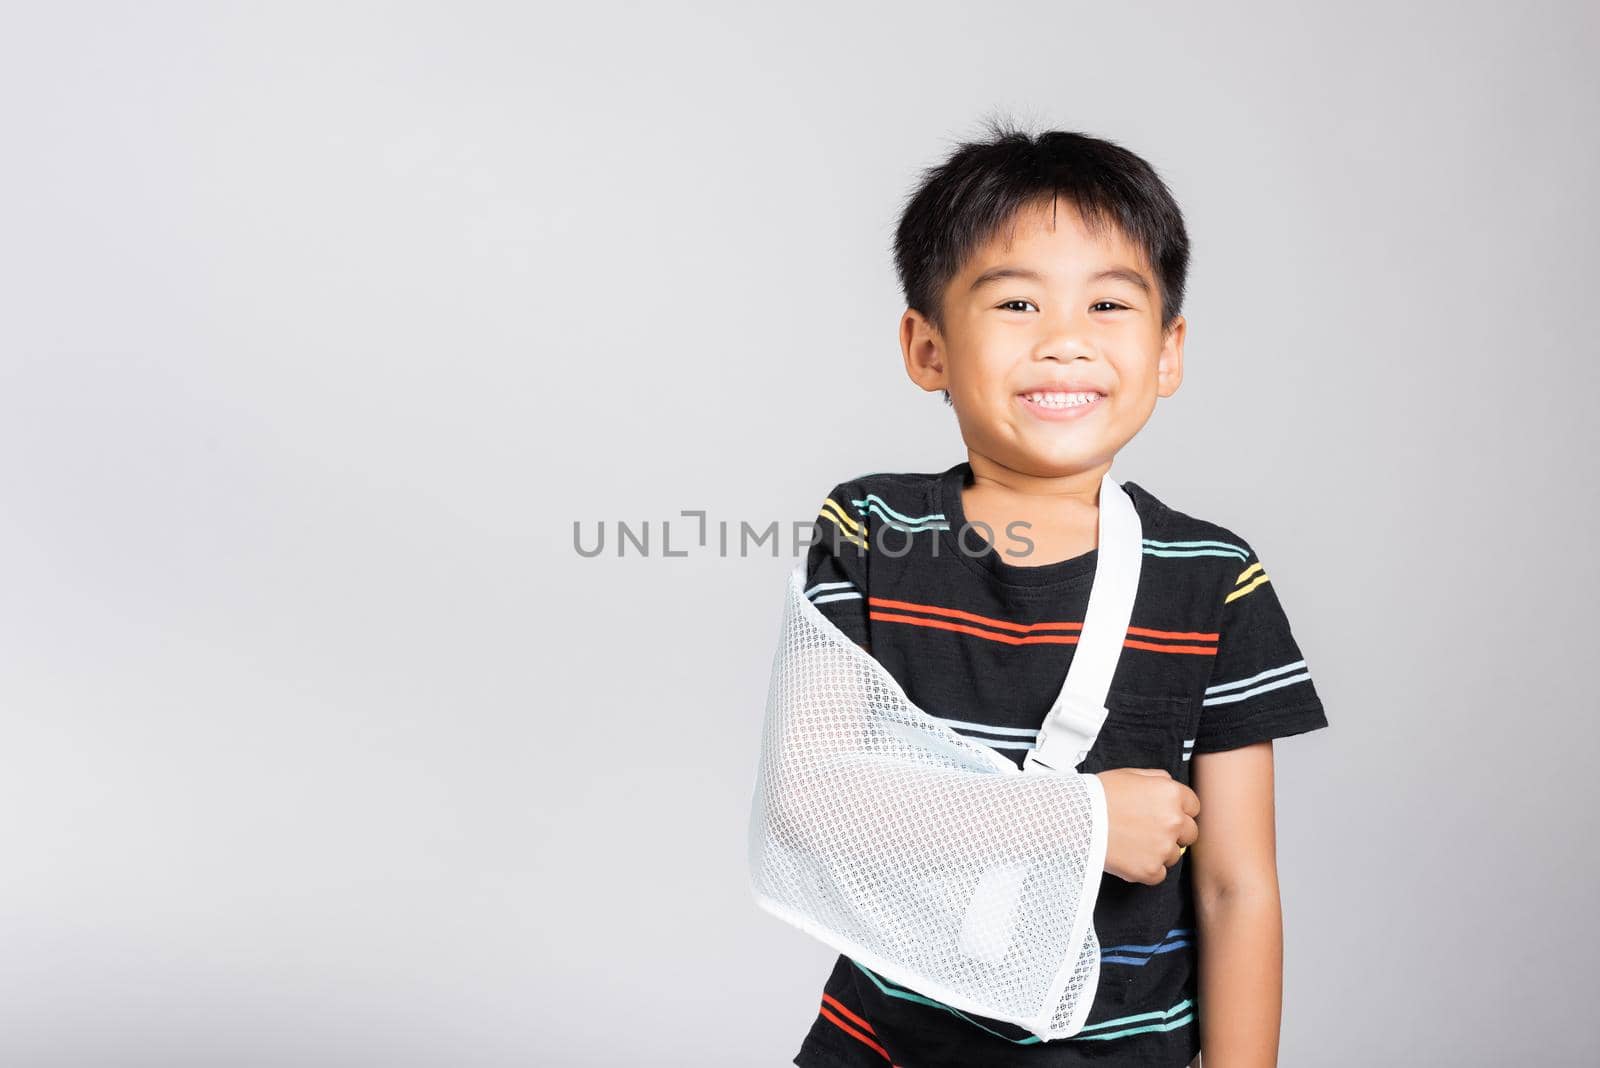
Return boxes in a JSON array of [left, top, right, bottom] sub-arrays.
[[1018, 389, 1104, 410], [1017, 388, 1107, 422]]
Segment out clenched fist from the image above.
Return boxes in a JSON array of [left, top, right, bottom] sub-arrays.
[[1094, 768, 1200, 885]]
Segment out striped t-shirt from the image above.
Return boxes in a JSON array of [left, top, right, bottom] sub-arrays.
[[790, 460, 1328, 1068]]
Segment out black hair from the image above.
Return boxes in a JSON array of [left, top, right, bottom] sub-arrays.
[[892, 117, 1191, 404]]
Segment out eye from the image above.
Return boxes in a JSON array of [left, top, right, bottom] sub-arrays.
[[1091, 301, 1129, 312], [998, 300, 1038, 312]]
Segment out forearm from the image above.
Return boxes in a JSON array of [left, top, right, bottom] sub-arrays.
[[1195, 886, 1283, 1067]]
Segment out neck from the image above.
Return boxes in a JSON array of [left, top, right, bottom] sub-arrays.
[[965, 452, 1112, 509]]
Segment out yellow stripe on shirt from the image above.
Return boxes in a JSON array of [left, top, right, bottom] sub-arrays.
[[819, 499, 868, 549], [1225, 561, 1269, 604]]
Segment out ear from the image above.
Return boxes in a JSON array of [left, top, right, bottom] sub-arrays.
[[900, 308, 948, 395], [1156, 315, 1186, 398]]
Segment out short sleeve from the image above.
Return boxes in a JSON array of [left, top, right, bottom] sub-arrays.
[[1193, 541, 1328, 754], [802, 481, 871, 653]]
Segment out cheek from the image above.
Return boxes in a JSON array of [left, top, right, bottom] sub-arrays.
[[1110, 346, 1162, 388], [950, 342, 1014, 394], [1109, 380, 1160, 429], [964, 330, 1011, 365], [1102, 358, 1157, 404]]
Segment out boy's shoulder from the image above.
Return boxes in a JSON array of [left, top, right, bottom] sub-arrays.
[[815, 469, 951, 529], [1120, 479, 1253, 557], [1118, 483, 1273, 625]]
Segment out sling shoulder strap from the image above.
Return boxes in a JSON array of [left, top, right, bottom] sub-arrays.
[[1022, 471, 1143, 773]]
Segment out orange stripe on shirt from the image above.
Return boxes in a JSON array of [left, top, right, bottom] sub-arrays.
[[870, 597, 1218, 642], [871, 610, 1219, 653], [1123, 637, 1218, 655], [822, 992, 879, 1035], [868, 596, 1082, 634], [819, 996, 893, 1062], [870, 611, 1081, 645], [1128, 625, 1220, 642]]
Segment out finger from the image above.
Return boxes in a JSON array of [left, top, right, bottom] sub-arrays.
[[1179, 785, 1201, 817]]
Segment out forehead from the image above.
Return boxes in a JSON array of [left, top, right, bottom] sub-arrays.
[[967, 196, 1149, 277]]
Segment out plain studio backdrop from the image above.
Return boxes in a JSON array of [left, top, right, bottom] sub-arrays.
[[2, 3, 1595, 1065]]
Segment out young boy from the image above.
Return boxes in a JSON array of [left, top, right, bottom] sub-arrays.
[[789, 125, 1328, 1067]]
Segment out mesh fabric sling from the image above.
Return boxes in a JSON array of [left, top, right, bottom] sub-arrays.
[[746, 470, 1143, 1040]]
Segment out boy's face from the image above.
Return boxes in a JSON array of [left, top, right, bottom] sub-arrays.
[[901, 196, 1185, 480]]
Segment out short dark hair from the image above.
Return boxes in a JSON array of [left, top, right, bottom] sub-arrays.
[[892, 117, 1191, 404]]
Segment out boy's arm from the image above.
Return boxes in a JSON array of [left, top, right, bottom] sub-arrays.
[[1185, 535, 1327, 1065], [1190, 741, 1283, 1068], [749, 554, 1112, 1037]]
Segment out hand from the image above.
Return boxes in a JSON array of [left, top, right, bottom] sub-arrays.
[[1094, 768, 1200, 886]]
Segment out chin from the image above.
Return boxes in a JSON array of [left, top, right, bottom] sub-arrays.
[[998, 447, 1106, 476]]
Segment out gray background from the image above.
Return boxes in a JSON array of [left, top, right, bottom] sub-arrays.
[[2, 2, 1595, 1065]]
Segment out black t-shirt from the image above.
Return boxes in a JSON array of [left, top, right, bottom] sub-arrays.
[[789, 461, 1329, 1068]]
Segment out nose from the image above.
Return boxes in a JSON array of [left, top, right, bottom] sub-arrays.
[[1032, 306, 1098, 363], [1035, 343, 1095, 363]]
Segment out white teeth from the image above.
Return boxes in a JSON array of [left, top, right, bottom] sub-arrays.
[[1024, 391, 1100, 408]]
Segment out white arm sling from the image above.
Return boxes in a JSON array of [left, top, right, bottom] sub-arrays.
[[746, 471, 1143, 1041]]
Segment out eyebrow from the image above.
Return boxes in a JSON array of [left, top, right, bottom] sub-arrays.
[[969, 265, 1153, 295]]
